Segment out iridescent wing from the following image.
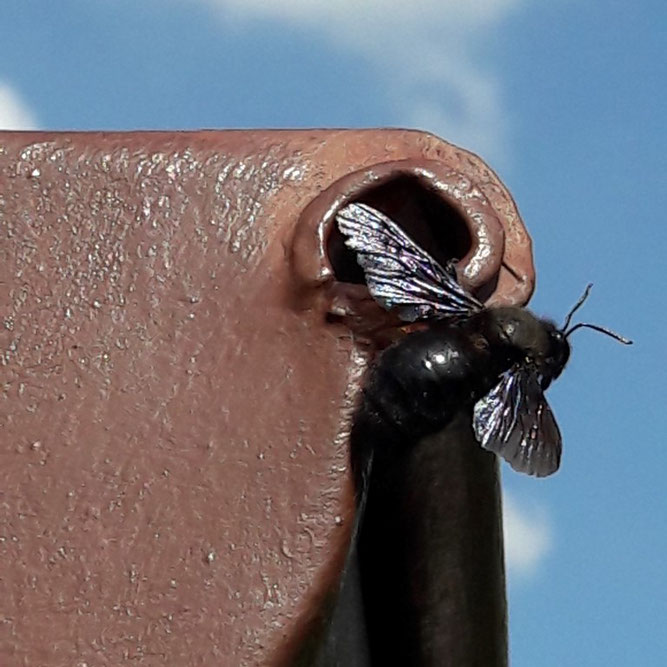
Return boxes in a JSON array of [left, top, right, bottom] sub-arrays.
[[472, 366, 562, 477], [336, 203, 483, 322]]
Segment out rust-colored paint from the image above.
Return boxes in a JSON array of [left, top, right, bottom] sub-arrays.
[[0, 130, 534, 665]]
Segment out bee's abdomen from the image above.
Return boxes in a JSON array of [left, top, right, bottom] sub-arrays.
[[359, 325, 494, 447]]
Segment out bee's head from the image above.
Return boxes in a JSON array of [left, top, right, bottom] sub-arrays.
[[539, 319, 571, 386], [482, 284, 631, 387], [479, 307, 571, 385]]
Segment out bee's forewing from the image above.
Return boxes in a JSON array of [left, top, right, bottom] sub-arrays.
[[336, 203, 482, 322]]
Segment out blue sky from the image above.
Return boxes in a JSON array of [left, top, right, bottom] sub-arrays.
[[1, 1, 665, 664]]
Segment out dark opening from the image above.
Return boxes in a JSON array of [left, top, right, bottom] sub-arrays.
[[326, 175, 473, 284]]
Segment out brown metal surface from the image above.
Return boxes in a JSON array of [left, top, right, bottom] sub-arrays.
[[0, 129, 534, 665]]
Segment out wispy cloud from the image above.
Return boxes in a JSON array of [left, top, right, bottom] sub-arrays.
[[0, 82, 38, 130], [503, 491, 552, 577], [197, 0, 526, 163]]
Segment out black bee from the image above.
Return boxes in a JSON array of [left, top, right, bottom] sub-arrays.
[[337, 202, 631, 477]]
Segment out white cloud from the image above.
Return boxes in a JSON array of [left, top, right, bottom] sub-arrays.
[[196, 0, 526, 163], [0, 82, 38, 130], [503, 491, 552, 577]]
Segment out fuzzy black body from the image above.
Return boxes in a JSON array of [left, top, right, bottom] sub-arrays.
[[354, 307, 570, 478], [336, 202, 573, 478]]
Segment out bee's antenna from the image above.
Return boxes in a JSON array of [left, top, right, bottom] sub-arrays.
[[561, 283, 633, 344], [561, 283, 593, 332], [565, 322, 633, 345]]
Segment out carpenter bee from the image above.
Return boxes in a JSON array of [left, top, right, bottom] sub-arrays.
[[337, 203, 631, 477]]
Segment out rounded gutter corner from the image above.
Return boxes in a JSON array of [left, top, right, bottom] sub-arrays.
[[290, 158, 525, 314]]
